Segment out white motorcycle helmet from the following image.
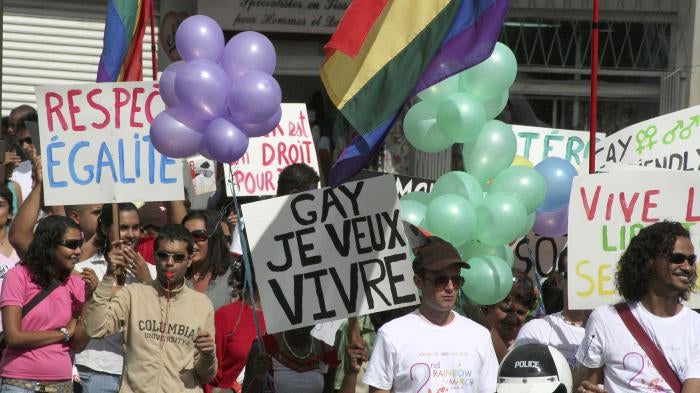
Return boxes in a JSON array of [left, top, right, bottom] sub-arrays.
[[496, 344, 572, 393]]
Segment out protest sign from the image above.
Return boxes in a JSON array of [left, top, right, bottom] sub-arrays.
[[595, 105, 700, 171], [514, 125, 604, 168], [353, 170, 435, 197], [568, 171, 700, 309], [224, 103, 319, 197], [36, 81, 183, 205], [242, 175, 418, 333], [187, 155, 216, 195]]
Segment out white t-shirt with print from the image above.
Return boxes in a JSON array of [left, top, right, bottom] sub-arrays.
[[362, 310, 498, 393], [576, 302, 700, 392], [515, 312, 585, 370]]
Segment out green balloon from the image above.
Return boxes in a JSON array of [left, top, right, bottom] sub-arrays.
[[459, 241, 514, 267], [481, 90, 509, 119], [399, 199, 426, 227], [490, 166, 546, 214], [416, 73, 461, 104], [516, 213, 536, 238], [475, 192, 528, 246], [401, 191, 432, 206], [403, 101, 452, 153], [436, 93, 486, 143], [432, 171, 484, 205], [425, 194, 476, 247], [460, 42, 518, 100], [461, 255, 513, 305], [463, 120, 516, 185]]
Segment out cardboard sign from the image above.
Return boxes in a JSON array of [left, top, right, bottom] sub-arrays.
[[353, 170, 435, 198], [514, 125, 605, 168], [241, 175, 418, 333], [224, 103, 319, 197], [36, 81, 183, 205], [595, 105, 700, 171], [568, 171, 700, 309], [187, 155, 217, 195]]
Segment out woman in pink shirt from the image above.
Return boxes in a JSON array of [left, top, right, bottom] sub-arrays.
[[0, 184, 20, 333], [0, 216, 94, 393]]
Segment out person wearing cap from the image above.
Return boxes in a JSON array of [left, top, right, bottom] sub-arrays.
[[576, 221, 700, 393], [362, 236, 498, 393]]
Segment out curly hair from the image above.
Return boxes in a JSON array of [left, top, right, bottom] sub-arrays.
[[95, 203, 139, 253], [616, 221, 693, 302], [182, 209, 232, 279], [23, 215, 81, 289]]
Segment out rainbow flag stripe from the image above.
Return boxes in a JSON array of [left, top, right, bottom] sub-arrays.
[[96, 0, 149, 82], [322, 0, 511, 185]]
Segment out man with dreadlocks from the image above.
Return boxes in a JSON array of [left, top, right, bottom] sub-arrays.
[[576, 221, 700, 393]]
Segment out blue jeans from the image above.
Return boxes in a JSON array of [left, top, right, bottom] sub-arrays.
[[73, 369, 119, 393]]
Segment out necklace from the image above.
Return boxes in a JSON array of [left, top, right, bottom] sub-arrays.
[[281, 331, 313, 360]]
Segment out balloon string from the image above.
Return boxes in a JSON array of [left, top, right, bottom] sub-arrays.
[[227, 164, 266, 353], [525, 240, 545, 318]]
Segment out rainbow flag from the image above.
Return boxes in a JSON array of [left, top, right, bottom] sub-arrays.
[[96, 0, 150, 82], [321, 0, 510, 185]]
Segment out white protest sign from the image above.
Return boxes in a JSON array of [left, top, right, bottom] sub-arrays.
[[36, 81, 183, 205], [514, 125, 605, 168], [224, 103, 319, 196], [241, 175, 418, 334], [595, 105, 700, 171], [568, 171, 700, 309]]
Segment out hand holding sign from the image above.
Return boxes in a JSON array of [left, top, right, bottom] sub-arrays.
[[150, 15, 282, 163]]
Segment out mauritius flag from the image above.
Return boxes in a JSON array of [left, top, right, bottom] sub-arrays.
[[96, 0, 151, 82], [321, 0, 510, 185]]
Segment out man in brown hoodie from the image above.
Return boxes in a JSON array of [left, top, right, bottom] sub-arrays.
[[85, 223, 216, 392]]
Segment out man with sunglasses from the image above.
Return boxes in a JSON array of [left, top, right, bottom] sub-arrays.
[[85, 224, 216, 391], [362, 236, 498, 393], [576, 221, 700, 393]]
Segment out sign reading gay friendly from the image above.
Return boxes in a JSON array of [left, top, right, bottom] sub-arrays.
[[241, 175, 418, 333], [36, 81, 183, 205], [568, 171, 700, 309]]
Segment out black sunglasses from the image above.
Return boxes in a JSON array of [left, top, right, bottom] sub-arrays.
[[17, 137, 32, 145], [423, 275, 465, 290], [190, 230, 210, 243], [59, 239, 83, 250], [668, 253, 697, 266], [155, 250, 188, 262]]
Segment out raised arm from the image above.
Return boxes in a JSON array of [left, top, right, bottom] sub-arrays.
[[9, 158, 42, 257]]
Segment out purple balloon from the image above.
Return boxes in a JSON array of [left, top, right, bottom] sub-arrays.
[[199, 140, 216, 160], [221, 31, 276, 78], [228, 71, 282, 125], [532, 206, 568, 237], [175, 15, 225, 62], [150, 110, 202, 158], [168, 107, 209, 133], [236, 106, 282, 138], [159, 61, 183, 108], [175, 60, 230, 121], [202, 118, 250, 163]]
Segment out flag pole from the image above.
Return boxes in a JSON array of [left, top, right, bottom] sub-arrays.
[[588, 0, 599, 174], [148, 0, 157, 80]]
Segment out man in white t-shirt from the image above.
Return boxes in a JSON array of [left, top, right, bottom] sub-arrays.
[[576, 221, 700, 393], [515, 248, 588, 385], [362, 236, 498, 393]]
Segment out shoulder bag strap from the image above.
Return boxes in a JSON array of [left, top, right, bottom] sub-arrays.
[[614, 302, 683, 393], [21, 279, 60, 317]]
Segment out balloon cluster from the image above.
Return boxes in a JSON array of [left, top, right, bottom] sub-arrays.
[[403, 43, 516, 154], [531, 157, 577, 237], [150, 15, 282, 162], [399, 161, 545, 305]]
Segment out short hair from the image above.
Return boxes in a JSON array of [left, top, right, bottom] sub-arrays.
[[540, 275, 564, 314], [10, 105, 37, 128], [24, 216, 81, 288], [616, 221, 694, 302], [277, 163, 319, 196], [510, 269, 538, 311], [95, 203, 140, 251], [155, 224, 194, 255]]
